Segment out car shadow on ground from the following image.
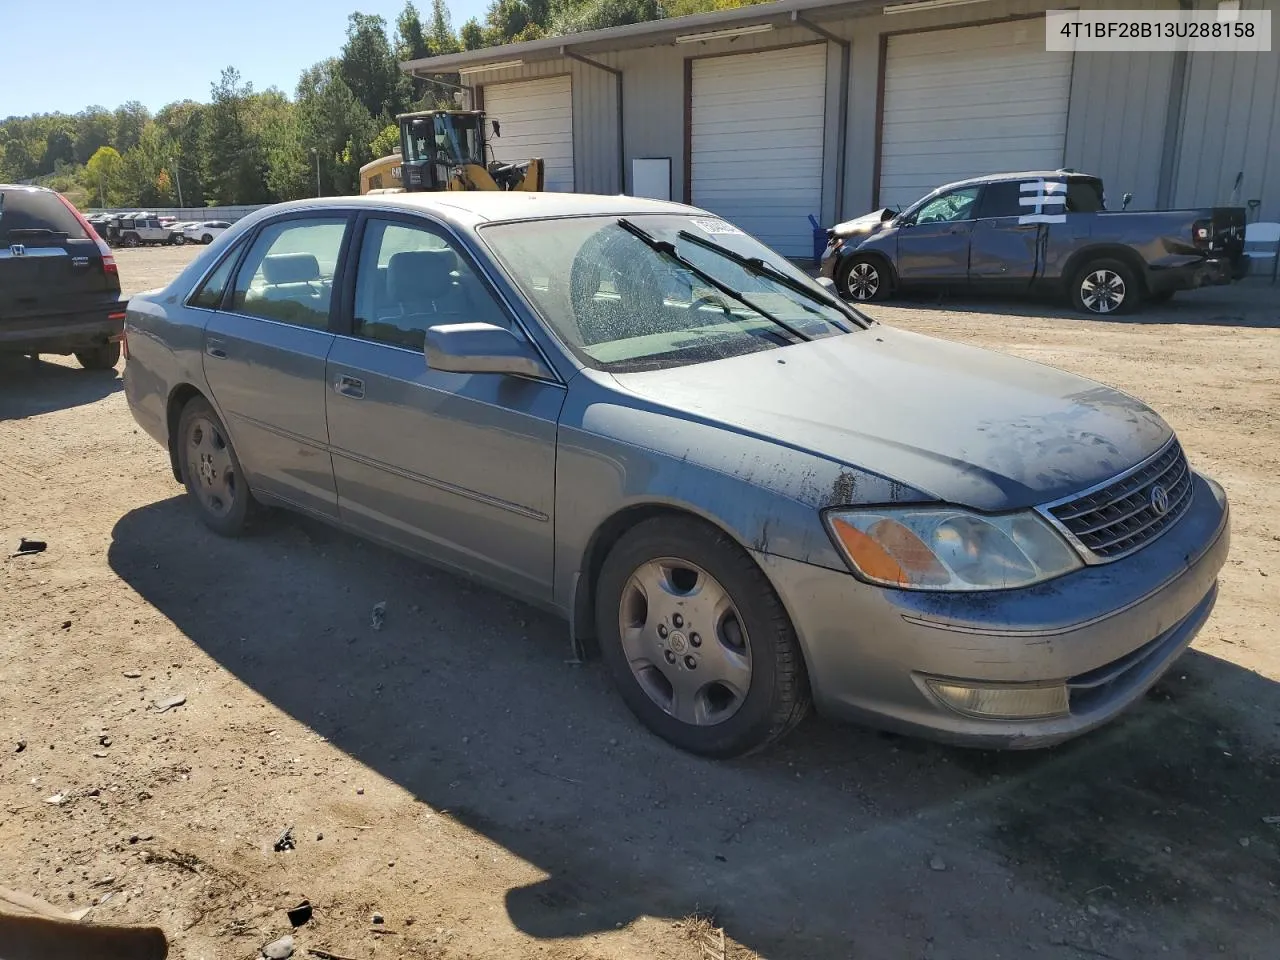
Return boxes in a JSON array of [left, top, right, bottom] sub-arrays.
[[868, 281, 1280, 329], [0, 355, 121, 421], [108, 497, 1280, 959]]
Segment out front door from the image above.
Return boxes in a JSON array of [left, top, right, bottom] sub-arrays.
[[200, 214, 351, 519], [895, 185, 980, 283], [325, 214, 566, 603]]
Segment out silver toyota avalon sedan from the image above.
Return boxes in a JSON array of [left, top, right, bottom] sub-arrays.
[[123, 193, 1229, 757]]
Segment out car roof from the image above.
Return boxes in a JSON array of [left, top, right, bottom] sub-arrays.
[[933, 170, 1099, 192], [263, 192, 701, 230]]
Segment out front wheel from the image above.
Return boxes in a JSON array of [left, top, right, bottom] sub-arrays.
[[172, 234, 185, 245], [838, 255, 890, 303], [595, 517, 811, 757], [75, 342, 120, 370], [1070, 258, 1139, 315], [177, 397, 255, 536], [201, 233, 213, 244]]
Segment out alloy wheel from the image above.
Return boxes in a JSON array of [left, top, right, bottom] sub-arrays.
[[846, 261, 880, 301], [1080, 269, 1126, 314]]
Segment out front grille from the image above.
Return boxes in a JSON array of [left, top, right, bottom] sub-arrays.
[[1046, 440, 1193, 561]]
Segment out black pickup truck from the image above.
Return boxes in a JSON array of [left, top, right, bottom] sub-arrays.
[[820, 171, 1247, 315]]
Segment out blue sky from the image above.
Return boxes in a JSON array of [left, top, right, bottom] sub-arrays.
[[1, 0, 486, 119]]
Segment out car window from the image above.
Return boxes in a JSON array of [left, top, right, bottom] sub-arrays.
[[1066, 179, 1106, 213], [975, 181, 1023, 219], [353, 218, 509, 351], [230, 218, 348, 329], [912, 187, 981, 225], [0, 189, 87, 244], [188, 242, 243, 309]]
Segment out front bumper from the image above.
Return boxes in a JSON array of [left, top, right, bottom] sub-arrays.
[[757, 471, 1229, 748]]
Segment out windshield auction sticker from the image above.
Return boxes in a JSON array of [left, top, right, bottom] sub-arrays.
[[689, 218, 745, 236], [1046, 8, 1271, 51]]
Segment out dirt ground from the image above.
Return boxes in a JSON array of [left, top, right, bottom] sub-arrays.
[[2, 244, 1278, 960]]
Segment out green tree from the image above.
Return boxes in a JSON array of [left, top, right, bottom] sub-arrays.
[[428, 0, 460, 54], [370, 123, 401, 160], [120, 123, 178, 206], [395, 1, 429, 62], [155, 100, 207, 206], [297, 58, 380, 196], [113, 101, 151, 152], [74, 108, 117, 165], [202, 67, 269, 204], [85, 146, 124, 207], [460, 17, 486, 49], [40, 127, 76, 174], [339, 13, 404, 121]]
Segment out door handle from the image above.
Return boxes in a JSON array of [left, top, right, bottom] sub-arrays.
[[206, 337, 227, 359], [335, 375, 365, 399]]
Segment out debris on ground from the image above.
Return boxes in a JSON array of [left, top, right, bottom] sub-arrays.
[[122, 670, 142, 678], [1262, 816, 1280, 825], [262, 934, 296, 959], [371, 912, 384, 925], [274, 825, 296, 853], [370, 601, 387, 631], [287, 899, 313, 927], [61, 621, 71, 630], [929, 855, 947, 872], [99, 735, 112, 747], [307, 949, 359, 960], [152, 695, 186, 713], [14, 740, 25, 753], [44, 793, 67, 805], [12, 538, 47, 557]]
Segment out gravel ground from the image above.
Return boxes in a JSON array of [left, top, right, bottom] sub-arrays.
[[1, 244, 1277, 960]]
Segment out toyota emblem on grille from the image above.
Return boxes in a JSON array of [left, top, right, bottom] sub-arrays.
[[1150, 484, 1170, 516]]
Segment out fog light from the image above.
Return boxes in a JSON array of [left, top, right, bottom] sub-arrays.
[[926, 680, 1069, 720]]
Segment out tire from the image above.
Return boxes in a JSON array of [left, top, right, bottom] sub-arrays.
[[201, 233, 213, 244], [177, 397, 255, 536], [838, 255, 890, 303], [122, 233, 140, 248], [75, 341, 120, 370], [172, 234, 185, 245], [594, 516, 811, 757], [1070, 258, 1140, 315]]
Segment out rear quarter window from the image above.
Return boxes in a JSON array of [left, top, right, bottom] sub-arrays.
[[0, 189, 87, 244]]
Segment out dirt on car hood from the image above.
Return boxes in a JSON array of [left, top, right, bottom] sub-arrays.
[[611, 326, 1173, 512]]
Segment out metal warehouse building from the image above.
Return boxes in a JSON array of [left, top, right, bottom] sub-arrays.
[[403, 0, 1280, 258]]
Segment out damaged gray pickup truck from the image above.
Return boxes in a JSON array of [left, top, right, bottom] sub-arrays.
[[820, 170, 1248, 314]]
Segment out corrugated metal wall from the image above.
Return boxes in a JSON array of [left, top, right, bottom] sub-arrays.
[[472, 55, 621, 194], [1173, 0, 1280, 218]]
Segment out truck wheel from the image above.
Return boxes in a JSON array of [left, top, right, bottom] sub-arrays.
[[173, 234, 185, 245], [122, 233, 140, 248], [75, 342, 121, 370], [1070, 259, 1138, 315], [838, 256, 890, 303]]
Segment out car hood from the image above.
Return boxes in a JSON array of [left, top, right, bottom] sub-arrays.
[[609, 327, 1172, 512], [830, 209, 896, 239]]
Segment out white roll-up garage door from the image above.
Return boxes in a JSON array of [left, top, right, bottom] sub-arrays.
[[482, 76, 574, 192], [691, 45, 828, 258], [879, 19, 1073, 209]]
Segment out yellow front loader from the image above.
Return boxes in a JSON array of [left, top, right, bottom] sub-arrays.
[[358, 110, 544, 195]]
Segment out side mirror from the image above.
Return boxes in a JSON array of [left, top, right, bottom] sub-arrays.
[[490, 119, 501, 138], [425, 322, 552, 379], [1122, 192, 1133, 211]]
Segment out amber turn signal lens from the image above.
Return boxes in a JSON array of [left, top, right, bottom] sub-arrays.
[[829, 516, 947, 587]]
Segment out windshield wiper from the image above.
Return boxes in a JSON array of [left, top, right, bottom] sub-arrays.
[[676, 230, 867, 329], [616, 218, 811, 343]]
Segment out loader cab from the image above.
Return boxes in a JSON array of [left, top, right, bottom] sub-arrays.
[[398, 110, 488, 191]]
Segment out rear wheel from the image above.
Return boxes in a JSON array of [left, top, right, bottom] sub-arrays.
[[201, 233, 213, 244], [1070, 258, 1139, 315], [177, 397, 254, 536], [75, 342, 120, 370], [122, 233, 140, 248], [838, 255, 890, 303], [172, 234, 185, 245], [595, 517, 810, 757]]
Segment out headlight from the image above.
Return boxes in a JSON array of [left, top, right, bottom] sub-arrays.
[[824, 507, 1082, 591]]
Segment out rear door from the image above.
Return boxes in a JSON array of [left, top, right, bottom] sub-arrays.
[[968, 180, 1042, 286], [0, 187, 115, 324], [200, 213, 351, 519]]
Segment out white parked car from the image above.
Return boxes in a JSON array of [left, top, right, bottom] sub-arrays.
[[183, 220, 231, 244]]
